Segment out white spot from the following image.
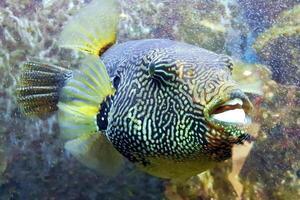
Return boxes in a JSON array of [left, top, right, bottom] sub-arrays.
[[243, 70, 252, 76]]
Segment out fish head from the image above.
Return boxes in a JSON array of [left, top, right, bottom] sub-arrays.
[[188, 57, 253, 161], [142, 44, 253, 162]]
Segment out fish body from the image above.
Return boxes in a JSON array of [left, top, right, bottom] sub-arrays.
[[16, 0, 254, 180], [99, 39, 251, 179]]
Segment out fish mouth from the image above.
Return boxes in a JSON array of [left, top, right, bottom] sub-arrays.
[[204, 89, 253, 138], [210, 98, 252, 125]]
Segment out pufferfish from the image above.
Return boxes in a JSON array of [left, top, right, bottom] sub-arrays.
[[16, 0, 260, 181]]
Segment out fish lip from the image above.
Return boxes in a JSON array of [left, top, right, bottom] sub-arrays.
[[204, 89, 253, 130]]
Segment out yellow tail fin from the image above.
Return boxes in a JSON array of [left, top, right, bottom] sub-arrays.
[[59, 0, 119, 56]]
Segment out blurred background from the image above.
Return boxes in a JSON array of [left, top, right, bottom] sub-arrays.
[[0, 0, 299, 199]]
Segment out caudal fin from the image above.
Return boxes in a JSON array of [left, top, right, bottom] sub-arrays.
[[16, 61, 71, 117], [59, 0, 119, 56]]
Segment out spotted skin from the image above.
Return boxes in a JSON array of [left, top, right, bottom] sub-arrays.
[[99, 39, 249, 179]]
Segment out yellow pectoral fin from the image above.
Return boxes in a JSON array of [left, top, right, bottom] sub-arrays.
[[58, 55, 115, 140]]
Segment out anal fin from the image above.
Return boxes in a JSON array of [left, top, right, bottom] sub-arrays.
[[65, 132, 124, 176]]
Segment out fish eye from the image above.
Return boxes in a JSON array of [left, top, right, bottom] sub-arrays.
[[216, 55, 234, 72], [113, 75, 120, 89], [148, 62, 156, 76], [149, 62, 178, 84]]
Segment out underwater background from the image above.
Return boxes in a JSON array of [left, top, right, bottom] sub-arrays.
[[0, 0, 299, 199]]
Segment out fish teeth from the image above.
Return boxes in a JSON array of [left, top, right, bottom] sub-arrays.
[[211, 108, 247, 124], [222, 98, 243, 106]]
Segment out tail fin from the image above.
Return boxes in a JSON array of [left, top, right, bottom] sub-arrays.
[[59, 0, 119, 56], [16, 61, 71, 117]]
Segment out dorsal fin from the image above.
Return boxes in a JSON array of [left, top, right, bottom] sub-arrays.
[[59, 0, 119, 56], [58, 0, 123, 176]]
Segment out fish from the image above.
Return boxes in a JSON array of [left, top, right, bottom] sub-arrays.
[[16, 0, 259, 181]]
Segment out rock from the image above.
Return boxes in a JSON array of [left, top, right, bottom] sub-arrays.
[[254, 5, 300, 86]]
